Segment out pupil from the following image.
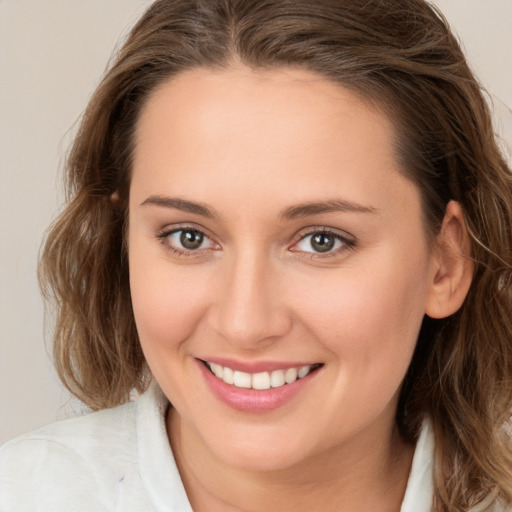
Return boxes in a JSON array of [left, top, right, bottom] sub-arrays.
[[311, 233, 334, 252], [180, 230, 203, 249]]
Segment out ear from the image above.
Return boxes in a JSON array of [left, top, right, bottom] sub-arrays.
[[425, 200, 474, 319], [110, 190, 120, 204]]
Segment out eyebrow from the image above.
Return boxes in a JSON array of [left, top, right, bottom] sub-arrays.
[[140, 195, 378, 220], [279, 199, 379, 220], [140, 196, 216, 218]]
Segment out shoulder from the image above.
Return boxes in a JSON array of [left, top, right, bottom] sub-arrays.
[[401, 419, 511, 512], [0, 398, 147, 511], [0, 397, 138, 462]]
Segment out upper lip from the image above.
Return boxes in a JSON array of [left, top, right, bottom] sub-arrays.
[[198, 357, 323, 374]]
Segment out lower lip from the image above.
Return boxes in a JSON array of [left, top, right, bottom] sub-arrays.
[[197, 360, 320, 413]]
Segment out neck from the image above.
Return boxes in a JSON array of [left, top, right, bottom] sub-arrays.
[[167, 409, 414, 512]]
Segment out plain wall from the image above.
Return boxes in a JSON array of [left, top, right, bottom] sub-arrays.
[[0, 0, 511, 444]]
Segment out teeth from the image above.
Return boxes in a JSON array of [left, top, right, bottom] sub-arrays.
[[223, 366, 234, 385], [206, 362, 318, 390], [284, 368, 298, 384], [233, 370, 252, 388], [298, 366, 310, 379], [270, 370, 285, 388], [210, 363, 224, 379], [252, 372, 271, 390]]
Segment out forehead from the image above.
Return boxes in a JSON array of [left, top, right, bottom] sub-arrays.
[[135, 65, 393, 155], [131, 65, 414, 217]]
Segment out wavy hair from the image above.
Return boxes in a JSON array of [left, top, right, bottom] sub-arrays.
[[39, 0, 512, 509]]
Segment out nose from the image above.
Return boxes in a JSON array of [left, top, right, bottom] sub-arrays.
[[207, 249, 292, 350]]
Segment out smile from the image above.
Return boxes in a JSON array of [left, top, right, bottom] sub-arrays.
[[198, 359, 324, 412], [204, 361, 322, 390]]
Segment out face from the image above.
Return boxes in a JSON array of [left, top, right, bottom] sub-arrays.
[[128, 66, 437, 471]]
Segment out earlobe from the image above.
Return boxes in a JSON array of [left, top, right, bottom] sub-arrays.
[[425, 201, 474, 319]]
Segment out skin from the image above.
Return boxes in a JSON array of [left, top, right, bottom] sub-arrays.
[[128, 66, 472, 512]]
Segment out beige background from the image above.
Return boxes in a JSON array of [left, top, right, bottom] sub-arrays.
[[1, 0, 511, 444]]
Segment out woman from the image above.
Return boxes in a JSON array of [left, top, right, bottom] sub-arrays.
[[1, 0, 511, 510]]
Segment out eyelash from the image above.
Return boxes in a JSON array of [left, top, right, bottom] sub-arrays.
[[156, 225, 217, 257], [156, 226, 355, 258], [290, 227, 355, 258]]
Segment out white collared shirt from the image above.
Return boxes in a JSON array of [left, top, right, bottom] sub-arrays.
[[0, 382, 435, 511]]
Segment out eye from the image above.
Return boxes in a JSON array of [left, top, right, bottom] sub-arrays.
[[290, 229, 354, 255], [158, 227, 218, 254]]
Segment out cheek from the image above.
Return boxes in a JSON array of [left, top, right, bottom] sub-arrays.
[[291, 252, 430, 375], [129, 242, 210, 356]]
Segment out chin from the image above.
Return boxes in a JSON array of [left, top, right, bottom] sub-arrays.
[[201, 424, 318, 473]]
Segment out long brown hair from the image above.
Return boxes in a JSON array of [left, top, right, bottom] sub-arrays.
[[39, 0, 512, 509]]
